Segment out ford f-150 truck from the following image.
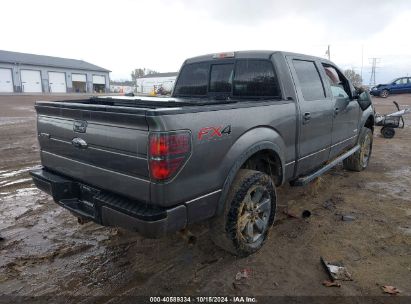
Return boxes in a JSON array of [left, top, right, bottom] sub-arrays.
[[30, 51, 374, 256]]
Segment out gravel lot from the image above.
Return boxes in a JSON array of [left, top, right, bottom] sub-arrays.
[[0, 94, 410, 300]]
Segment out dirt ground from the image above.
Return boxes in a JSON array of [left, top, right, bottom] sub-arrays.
[[0, 94, 410, 300]]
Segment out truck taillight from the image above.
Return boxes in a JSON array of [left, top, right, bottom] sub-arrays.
[[148, 131, 191, 181]]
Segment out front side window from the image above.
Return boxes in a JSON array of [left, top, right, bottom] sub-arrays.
[[174, 62, 208, 96], [233, 60, 280, 97], [394, 78, 407, 85], [323, 65, 350, 99], [292, 60, 325, 101]]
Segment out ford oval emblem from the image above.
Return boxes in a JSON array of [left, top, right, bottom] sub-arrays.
[[73, 120, 88, 133]]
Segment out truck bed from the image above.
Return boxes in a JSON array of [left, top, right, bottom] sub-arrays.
[[35, 97, 158, 203]]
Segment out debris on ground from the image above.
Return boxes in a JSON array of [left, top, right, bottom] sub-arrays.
[[283, 210, 300, 219], [323, 200, 335, 210], [381, 285, 401, 295], [322, 196, 344, 210], [232, 281, 250, 290], [235, 269, 251, 281], [0, 236, 4, 242], [321, 257, 352, 281], [341, 215, 356, 222], [322, 280, 341, 287], [283, 200, 300, 219], [233, 269, 252, 290], [283, 203, 312, 220], [302, 210, 311, 218]]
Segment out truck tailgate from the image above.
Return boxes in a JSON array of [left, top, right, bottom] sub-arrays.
[[35, 101, 151, 202]]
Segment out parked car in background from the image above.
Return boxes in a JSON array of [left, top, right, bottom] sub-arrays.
[[370, 77, 411, 98]]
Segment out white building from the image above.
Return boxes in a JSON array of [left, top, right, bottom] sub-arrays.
[[0, 50, 110, 93], [110, 84, 136, 94], [136, 72, 178, 94]]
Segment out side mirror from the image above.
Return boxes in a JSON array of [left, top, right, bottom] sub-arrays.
[[357, 91, 372, 110]]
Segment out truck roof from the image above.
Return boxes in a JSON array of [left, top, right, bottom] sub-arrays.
[[185, 50, 333, 65]]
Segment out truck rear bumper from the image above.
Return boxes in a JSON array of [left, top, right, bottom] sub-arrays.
[[30, 168, 187, 238]]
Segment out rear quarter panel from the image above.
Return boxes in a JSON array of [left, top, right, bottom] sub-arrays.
[[147, 100, 297, 208]]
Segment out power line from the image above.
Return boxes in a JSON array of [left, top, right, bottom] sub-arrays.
[[368, 58, 380, 86]]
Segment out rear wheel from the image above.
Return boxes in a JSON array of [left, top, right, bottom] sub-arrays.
[[343, 128, 373, 172], [380, 89, 389, 98], [210, 170, 276, 257], [381, 127, 395, 138]]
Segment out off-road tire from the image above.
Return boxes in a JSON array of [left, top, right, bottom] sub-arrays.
[[380, 89, 389, 98], [343, 127, 373, 172], [381, 127, 395, 139], [210, 169, 276, 257]]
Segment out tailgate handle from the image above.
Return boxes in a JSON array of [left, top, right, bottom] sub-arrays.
[[72, 137, 88, 149]]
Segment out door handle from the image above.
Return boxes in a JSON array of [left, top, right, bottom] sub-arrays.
[[334, 107, 339, 116], [303, 112, 311, 124]]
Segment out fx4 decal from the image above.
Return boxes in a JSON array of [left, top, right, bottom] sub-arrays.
[[198, 125, 232, 140]]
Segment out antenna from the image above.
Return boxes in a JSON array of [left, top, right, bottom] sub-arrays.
[[368, 58, 380, 86]]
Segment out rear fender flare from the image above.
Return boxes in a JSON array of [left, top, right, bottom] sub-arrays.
[[215, 127, 286, 216]]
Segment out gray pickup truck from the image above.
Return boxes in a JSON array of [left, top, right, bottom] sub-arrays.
[[30, 51, 374, 256]]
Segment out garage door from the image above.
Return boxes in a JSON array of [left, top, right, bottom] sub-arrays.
[[72, 73, 86, 82], [0, 68, 14, 92], [93, 75, 106, 84], [72, 73, 87, 93], [49, 72, 66, 93], [21, 70, 42, 93]]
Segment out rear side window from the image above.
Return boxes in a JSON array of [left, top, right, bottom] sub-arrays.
[[292, 60, 325, 101], [174, 62, 208, 96], [233, 60, 280, 97], [209, 64, 234, 93]]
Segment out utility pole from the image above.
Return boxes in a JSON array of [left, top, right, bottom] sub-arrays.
[[360, 45, 364, 82], [326, 45, 331, 60], [368, 58, 380, 86]]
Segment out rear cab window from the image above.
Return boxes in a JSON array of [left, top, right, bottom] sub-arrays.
[[209, 64, 234, 93], [174, 62, 208, 96], [173, 58, 281, 100]]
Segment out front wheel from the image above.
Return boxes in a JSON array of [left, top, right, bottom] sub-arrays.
[[210, 170, 276, 257], [343, 128, 373, 171], [380, 89, 389, 98]]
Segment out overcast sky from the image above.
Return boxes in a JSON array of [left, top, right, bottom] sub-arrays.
[[1, 0, 410, 83]]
